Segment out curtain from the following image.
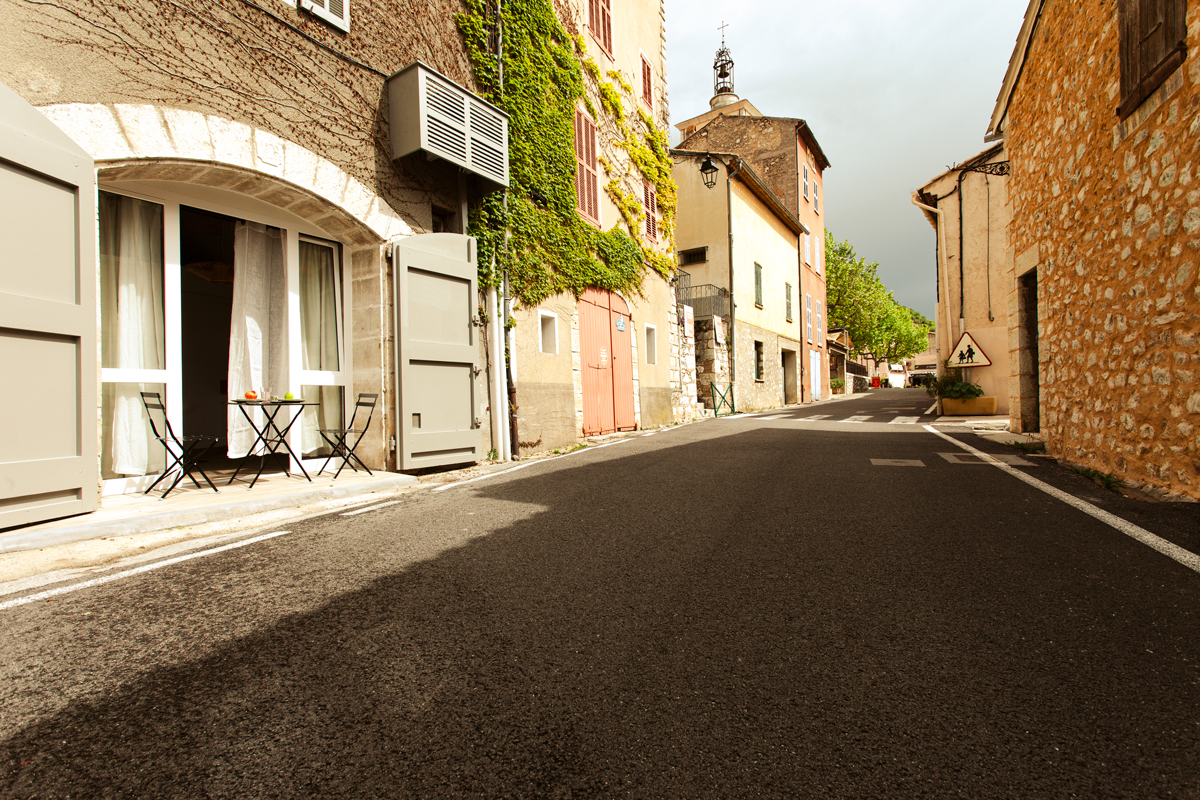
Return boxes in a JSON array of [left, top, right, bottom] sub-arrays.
[[99, 192, 165, 476], [228, 222, 287, 457], [298, 241, 341, 454]]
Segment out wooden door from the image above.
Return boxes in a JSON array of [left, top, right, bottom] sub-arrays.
[[609, 292, 635, 431], [394, 234, 481, 469], [0, 82, 98, 528], [580, 288, 614, 435]]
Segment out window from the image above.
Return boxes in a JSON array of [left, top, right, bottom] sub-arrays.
[[816, 299, 823, 344], [806, 293, 813, 343], [645, 324, 657, 364], [298, 237, 348, 458], [754, 262, 763, 308], [813, 181, 820, 213], [802, 164, 809, 201], [1118, 0, 1187, 119], [643, 180, 658, 241], [804, 234, 811, 265], [298, 0, 349, 32], [754, 340, 765, 380], [641, 55, 654, 110], [786, 282, 793, 322], [679, 246, 708, 265], [575, 109, 600, 224], [588, 0, 613, 57], [539, 311, 558, 354], [814, 234, 821, 274]]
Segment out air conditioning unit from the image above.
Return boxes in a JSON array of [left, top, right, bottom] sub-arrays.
[[387, 61, 509, 190]]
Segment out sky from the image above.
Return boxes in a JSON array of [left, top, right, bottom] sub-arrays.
[[663, 0, 1030, 320]]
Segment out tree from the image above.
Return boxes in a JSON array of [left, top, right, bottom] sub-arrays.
[[825, 229, 930, 365]]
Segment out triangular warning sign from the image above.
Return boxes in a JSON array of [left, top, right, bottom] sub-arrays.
[[948, 332, 991, 367]]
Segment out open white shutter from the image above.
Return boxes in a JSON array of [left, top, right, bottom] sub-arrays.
[[300, 0, 349, 33]]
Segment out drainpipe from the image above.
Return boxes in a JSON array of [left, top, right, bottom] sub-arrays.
[[726, 156, 743, 386], [911, 191, 953, 414], [487, 283, 508, 461], [496, 0, 515, 460], [955, 170, 969, 340]]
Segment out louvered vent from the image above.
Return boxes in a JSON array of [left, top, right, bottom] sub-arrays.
[[387, 62, 509, 190]]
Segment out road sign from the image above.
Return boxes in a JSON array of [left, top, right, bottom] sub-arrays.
[[949, 332, 991, 367]]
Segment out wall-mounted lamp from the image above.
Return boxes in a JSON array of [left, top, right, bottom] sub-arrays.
[[700, 155, 719, 189]]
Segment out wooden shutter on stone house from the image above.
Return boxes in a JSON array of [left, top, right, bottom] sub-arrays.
[[300, 0, 349, 32], [1118, 0, 1188, 119], [589, 0, 613, 55], [643, 180, 657, 241], [642, 56, 653, 109]]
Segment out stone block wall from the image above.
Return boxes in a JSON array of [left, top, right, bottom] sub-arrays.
[[696, 316, 731, 410], [1005, 1, 1200, 499], [671, 303, 705, 423]]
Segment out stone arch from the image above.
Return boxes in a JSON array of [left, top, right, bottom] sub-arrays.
[[37, 103, 415, 245]]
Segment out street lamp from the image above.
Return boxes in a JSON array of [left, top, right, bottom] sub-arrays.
[[700, 155, 718, 189]]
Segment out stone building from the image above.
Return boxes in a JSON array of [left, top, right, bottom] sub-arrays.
[[986, 0, 1200, 499], [675, 39, 831, 401], [914, 143, 1013, 413], [672, 150, 807, 412]]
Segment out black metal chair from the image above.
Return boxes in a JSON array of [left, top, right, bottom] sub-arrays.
[[317, 393, 379, 479], [140, 392, 218, 498]]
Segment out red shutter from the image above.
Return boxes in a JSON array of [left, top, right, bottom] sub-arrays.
[[575, 110, 599, 224], [643, 180, 657, 241], [600, 0, 612, 54], [641, 57, 653, 109]]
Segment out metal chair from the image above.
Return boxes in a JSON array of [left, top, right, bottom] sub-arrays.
[[140, 392, 218, 498], [317, 393, 379, 479]]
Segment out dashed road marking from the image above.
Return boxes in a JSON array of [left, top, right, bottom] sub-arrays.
[[0, 531, 293, 611], [889, 416, 921, 425], [938, 452, 1035, 466], [924, 425, 1200, 575], [760, 414, 789, 420], [341, 500, 402, 516], [871, 459, 925, 467], [844, 415, 873, 424]]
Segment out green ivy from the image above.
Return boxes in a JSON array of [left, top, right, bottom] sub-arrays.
[[456, 0, 676, 307]]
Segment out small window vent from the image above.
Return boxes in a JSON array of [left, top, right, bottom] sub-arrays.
[[678, 246, 708, 266], [387, 62, 509, 190]]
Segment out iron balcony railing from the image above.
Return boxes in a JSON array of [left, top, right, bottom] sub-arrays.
[[680, 282, 730, 320]]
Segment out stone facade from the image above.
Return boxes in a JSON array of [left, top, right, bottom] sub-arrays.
[[695, 316, 731, 409], [994, 0, 1200, 499]]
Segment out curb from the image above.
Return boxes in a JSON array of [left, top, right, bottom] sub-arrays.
[[0, 474, 419, 554]]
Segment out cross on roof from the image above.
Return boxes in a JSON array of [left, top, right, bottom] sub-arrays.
[[718, 21, 728, 43]]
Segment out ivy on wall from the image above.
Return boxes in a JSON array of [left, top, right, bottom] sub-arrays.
[[457, 0, 676, 307]]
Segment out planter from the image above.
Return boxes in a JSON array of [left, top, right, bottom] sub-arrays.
[[941, 396, 997, 416]]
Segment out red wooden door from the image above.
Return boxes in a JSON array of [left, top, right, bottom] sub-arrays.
[[609, 292, 636, 431], [580, 288, 614, 435]]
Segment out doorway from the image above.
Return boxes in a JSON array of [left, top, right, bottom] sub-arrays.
[[580, 289, 636, 435], [1018, 270, 1040, 432], [781, 349, 798, 404]]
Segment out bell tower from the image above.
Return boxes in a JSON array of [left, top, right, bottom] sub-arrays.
[[711, 23, 738, 110]]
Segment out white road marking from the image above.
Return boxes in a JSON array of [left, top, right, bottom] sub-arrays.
[[923, 425, 1200, 574], [925, 402, 937, 415], [889, 416, 920, 425], [872, 459, 925, 467], [938, 451, 1034, 466], [340, 500, 402, 516], [844, 415, 872, 424], [0, 531, 292, 611], [433, 462, 534, 491], [759, 414, 788, 420]]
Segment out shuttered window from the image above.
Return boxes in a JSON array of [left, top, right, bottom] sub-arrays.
[[785, 282, 793, 322], [802, 164, 809, 201], [575, 109, 600, 224], [754, 262, 763, 308], [641, 56, 654, 109], [643, 180, 657, 241], [817, 299, 823, 343], [300, 0, 349, 32], [589, 0, 613, 57], [813, 181, 820, 213], [806, 294, 813, 343], [1118, 0, 1187, 119]]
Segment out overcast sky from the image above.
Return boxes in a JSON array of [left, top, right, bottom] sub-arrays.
[[663, 0, 1030, 320]]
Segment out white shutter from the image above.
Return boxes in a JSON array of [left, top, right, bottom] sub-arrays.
[[804, 233, 811, 265], [301, 0, 349, 32]]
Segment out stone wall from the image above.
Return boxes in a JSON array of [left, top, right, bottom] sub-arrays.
[[671, 303, 705, 423], [1004, 1, 1200, 499], [733, 320, 796, 412], [696, 316, 731, 410]]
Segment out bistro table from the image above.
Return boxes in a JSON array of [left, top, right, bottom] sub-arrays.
[[227, 398, 316, 489]]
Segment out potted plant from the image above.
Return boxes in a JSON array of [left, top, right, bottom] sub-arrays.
[[830, 378, 845, 395], [928, 362, 996, 415]]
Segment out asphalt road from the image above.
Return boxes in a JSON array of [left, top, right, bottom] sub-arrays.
[[3, 389, 1199, 798]]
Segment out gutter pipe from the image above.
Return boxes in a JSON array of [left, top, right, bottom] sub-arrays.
[[911, 191, 954, 412], [726, 156, 744, 384]]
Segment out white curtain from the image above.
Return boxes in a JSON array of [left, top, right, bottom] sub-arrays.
[[298, 241, 341, 454], [99, 192, 165, 476], [228, 222, 287, 457]]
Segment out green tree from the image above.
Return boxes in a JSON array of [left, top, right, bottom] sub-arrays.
[[825, 229, 931, 364]]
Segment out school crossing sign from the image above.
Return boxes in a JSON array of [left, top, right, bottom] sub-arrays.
[[948, 332, 991, 367]]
